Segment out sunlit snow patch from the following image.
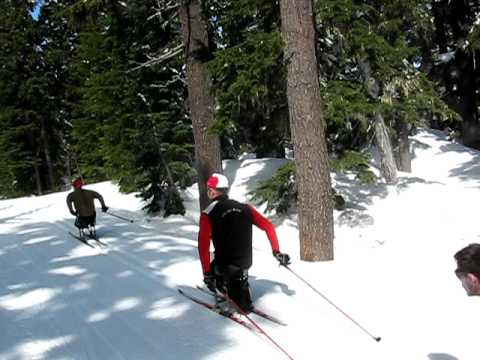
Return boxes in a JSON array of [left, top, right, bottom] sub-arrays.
[[146, 297, 188, 320], [48, 266, 87, 276], [0, 288, 61, 311], [113, 297, 141, 311], [0, 335, 75, 360], [24, 236, 55, 245]]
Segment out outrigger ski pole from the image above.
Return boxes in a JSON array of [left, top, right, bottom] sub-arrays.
[[216, 289, 295, 360], [281, 264, 382, 343], [105, 211, 134, 223]]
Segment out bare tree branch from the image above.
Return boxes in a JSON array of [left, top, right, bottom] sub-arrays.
[[128, 44, 184, 72], [148, 1, 181, 21]]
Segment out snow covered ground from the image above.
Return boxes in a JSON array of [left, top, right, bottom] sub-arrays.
[[1, 128, 479, 360]]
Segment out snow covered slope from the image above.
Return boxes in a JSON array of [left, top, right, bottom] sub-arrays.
[[0, 128, 479, 360]]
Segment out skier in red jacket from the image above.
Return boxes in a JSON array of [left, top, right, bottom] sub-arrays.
[[198, 173, 290, 313]]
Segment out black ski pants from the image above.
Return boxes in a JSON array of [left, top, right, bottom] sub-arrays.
[[75, 214, 96, 229], [212, 262, 253, 313]]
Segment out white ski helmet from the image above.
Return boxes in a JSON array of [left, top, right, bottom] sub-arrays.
[[206, 173, 229, 189]]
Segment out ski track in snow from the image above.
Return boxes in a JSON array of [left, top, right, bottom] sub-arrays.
[[1, 128, 480, 360]]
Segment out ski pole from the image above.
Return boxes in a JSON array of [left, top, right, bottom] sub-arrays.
[[282, 264, 381, 342], [105, 211, 134, 223], [217, 289, 295, 360]]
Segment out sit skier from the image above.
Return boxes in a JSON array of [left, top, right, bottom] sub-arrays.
[[198, 173, 290, 313], [66, 177, 108, 239]]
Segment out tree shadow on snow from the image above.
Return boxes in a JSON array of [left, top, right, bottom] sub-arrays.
[[334, 170, 445, 228], [428, 353, 459, 360], [334, 172, 389, 210], [395, 176, 444, 189], [223, 157, 290, 200], [439, 142, 480, 187], [250, 276, 296, 299], [0, 204, 13, 212], [0, 204, 53, 225], [410, 137, 433, 161], [410, 128, 480, 187], [0, 214, 261, 360]]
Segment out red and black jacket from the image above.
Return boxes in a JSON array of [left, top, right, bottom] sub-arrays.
[[198, 195, 280, 273]]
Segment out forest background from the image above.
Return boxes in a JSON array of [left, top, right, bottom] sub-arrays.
[[1, 0, 479, 218]]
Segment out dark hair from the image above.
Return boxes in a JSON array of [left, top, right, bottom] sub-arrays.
[[454, 243, 480, 278]]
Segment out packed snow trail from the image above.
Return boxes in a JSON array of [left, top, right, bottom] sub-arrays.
[[0, 187, 293, 360], [1, 129, 480, 359]]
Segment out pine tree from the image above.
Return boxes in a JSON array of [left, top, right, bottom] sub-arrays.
[[206, 0, 290, 158], [36, 0, 81, 187], [0, 2, 45, 197], [315, 0, 457, 176], [68, 0, 194, 215], [429, 0, 480, 148], [68, 7, 114, 181], [179, 0, 222, 211], [280, 0, 334, 261]]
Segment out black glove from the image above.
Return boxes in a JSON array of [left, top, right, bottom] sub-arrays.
[[203, 271, 216, 293], [70, 210, 77, 216], [102, 206, 109, 212], [273, 251, 291, 266]]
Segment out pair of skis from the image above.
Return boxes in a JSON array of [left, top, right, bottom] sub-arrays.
[[194, 285, 286, 326], [178, 288, 256, 330], [68, 231, 108, 252], [178, 287, 294, 360]]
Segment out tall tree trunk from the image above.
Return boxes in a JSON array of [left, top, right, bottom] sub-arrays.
[[432, 0, 448, 54], [432, 0, 480, 148], [280, 0, 334, 261], [431, 0, 454, 130], [65, 148, 72, 184], [179, 0, 222, 211], [394, 117, 411, 172], [457, 50, 480, 148], [33, 162, 42, 195], [29, 133, 43, 195], [33, 145, 43, 195], [40, 119, 55, 190], [374, 113, 398, 184]]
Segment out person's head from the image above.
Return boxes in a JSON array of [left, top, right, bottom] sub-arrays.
[[72, 177, 84, 189], [206, 173, 229, 199], [454, 243, 480, 296]]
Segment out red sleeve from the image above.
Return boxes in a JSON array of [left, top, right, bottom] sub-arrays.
[[248, 205, 280, 252], [198, 213, 212, 273]]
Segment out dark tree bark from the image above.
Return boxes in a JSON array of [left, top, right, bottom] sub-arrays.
[[432, 0, 448, 54], [431, 0, 480, 148], [431, 0, 454, 114], [457, 50, 479, 148], [33, 143, 42, 195], [40, 119, 55, 190], [179, 0, 222, 210], [374, 113, 398, 184], [394, 117, 411, 173], [357, 59, 399, 178], [27, 131, 43, 195], [33, 162, 42, 195], [280, 0, 334, 261]]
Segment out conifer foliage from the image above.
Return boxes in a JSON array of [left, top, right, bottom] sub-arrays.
[[75, 1, 193, 215], [0, 2, 47, 196], [0, 1, 193, 216], [205, 0, 289, 158], [316, 0, 458, 171], [0, 0, 476, 227]]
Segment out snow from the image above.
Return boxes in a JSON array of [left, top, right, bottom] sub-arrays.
[[435, 51, 456, 65], [1, 128, 480, 360]]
